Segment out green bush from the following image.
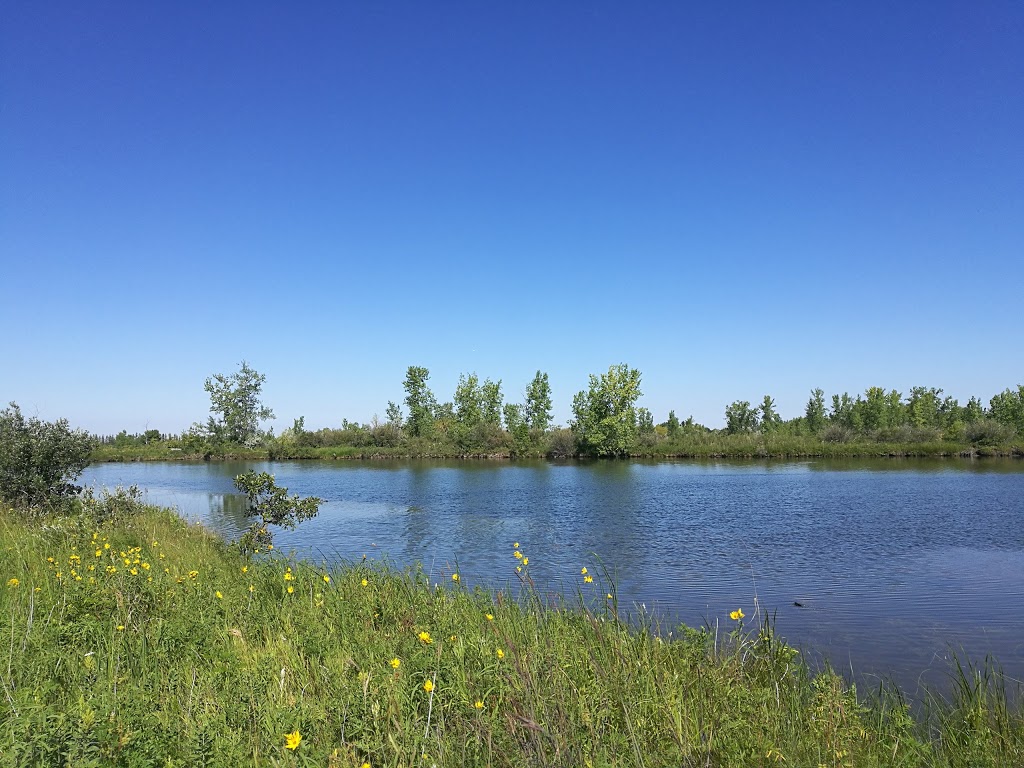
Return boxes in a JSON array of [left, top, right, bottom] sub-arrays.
[[0, 402, 94, 508]]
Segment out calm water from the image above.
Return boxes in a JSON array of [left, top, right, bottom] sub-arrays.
[[82, 458, 1024, 694]]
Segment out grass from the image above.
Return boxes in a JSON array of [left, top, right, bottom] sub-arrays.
[[2, 503, 1022, 767]]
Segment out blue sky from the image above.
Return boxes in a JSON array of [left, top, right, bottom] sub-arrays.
[[2, 2, 1022, 435]]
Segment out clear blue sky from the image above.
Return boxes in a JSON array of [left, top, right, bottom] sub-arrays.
[[2, 2, 1022, 435]]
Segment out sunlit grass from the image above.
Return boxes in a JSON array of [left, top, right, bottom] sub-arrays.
[[1, 503, 1021, 766]]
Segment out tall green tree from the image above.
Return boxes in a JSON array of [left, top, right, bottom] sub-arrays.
[[759, 395, 781, 433], [203, 361, 274, 446], [805, 388, 826, 434], [725, 401, 759, 434], [570, 364, 643, 457], [481, 379, 503, 427], [454, 373, 484, 430], [524, 371, 553, 433], [403, 366, 437, 438], [666, 410, 681, 438]]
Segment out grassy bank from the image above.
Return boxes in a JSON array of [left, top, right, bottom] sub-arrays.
[[2, 504, 1022, 766], [91, 436, 1023, 463]]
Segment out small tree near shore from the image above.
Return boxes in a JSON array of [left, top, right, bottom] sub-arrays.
[[233, 471, 322, 553]]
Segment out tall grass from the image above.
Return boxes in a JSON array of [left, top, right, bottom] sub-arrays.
[[2, 503, 1021, 766]]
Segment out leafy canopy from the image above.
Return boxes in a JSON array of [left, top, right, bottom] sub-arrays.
[[204, 361, 275, 446], [570, 364, 643, 457]]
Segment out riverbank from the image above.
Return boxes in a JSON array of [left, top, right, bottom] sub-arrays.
[[91, 436, 1023, 463], [2, 502, 1021, 766]]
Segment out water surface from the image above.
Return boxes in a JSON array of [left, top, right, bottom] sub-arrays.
[[82, 458, 1024, 695]]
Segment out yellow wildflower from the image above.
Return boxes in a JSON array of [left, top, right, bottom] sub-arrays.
[[323, 574, 330, 584], [215, 591, 223, 600], [474, 700, 484, 709], [423, 679, 434, 693], [283, 572, 293, 581], [584, 575, 593, 583], [451, 573, 459, 583], [188, 570, 198, 579], [516, 566, 522, 573], [129, 568, 138, 576], [522, 557, 528, 566], [287, 586, 294, 594], [418, 631, 432, 644], [730, 608, 745, 621], [6, 578, 19, 587], [513, 542, 519, 548], [390, 658, 401, 669], [485, 613, 493, 621], [581, 567, 588, 575], [241, 565, 248, 574], [514, 550, 523, 559], [496, 648, 504, 659], [116, 624, 125, 631], [361, 578, 368, 587], [284, 729, 301, 750]]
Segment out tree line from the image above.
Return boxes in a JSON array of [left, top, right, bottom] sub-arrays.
[[91, 362, 1024, 458]]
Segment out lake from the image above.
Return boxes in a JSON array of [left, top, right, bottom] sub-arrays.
[[81, 457, 1024, 696]]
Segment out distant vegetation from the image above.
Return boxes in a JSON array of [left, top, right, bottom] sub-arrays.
[[91, 362, 1024, 461]]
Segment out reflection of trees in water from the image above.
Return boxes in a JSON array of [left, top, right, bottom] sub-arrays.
[[207, 492, 250, 539]]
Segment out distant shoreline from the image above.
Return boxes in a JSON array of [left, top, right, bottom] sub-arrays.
[[92, 442, 1023, 463]]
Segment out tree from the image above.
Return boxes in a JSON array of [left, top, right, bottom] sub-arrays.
[[524, 371, 553, 433], [480, 379, 503, 427], [454, 373, 484, 430], [203, 361, 274, 446], [725, 401, 759, 434], [637, 407, 655, 434], [503, 402, 531, 456], [805, 388, 826, 434], [666, 410, 680, 438], [989, 385, 1024, 433], [570, 364, 643, 457], [233, 471, 322, 554], [759, 395, 781, 433], [0, 402, 94, 507], [385, 401, 403, 427], [403, 366, 437, 438]]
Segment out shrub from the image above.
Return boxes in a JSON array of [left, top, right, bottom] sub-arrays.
[[79, 484, 146, 522], [964, 418, 1016, 447], [0, 402, 94, 508]]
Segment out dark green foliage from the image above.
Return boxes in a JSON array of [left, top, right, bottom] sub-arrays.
[[233, 471, 322, 553], [0, 402, 94, 507]]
